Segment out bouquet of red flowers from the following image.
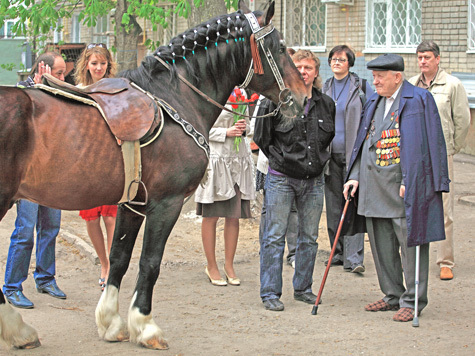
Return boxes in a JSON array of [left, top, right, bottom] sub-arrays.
[[228, 88, 259, 152]]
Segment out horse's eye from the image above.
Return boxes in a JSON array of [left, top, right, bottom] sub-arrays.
[[279, 46, 286, 54]]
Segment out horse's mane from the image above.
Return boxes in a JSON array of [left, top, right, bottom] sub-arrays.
[[120, 9, 276, 92]]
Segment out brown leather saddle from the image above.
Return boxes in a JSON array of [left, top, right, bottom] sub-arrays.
[[40, 73, 160, 142]]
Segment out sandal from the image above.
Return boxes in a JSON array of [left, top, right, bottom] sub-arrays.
[[365, 299, 399, 312], [393, 307, 416, 322], [99, 278, 106, 292]]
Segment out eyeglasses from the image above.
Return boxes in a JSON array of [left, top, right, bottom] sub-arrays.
[[331, 58, 347, 63], [87, 43, 107, 49]]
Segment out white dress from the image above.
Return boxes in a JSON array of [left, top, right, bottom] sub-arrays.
[[195, 105, 256, 204]]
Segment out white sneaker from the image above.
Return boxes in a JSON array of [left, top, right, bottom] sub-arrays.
[[291, 260, 295, 269]]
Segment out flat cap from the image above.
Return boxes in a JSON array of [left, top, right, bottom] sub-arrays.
[[367, 53, 404, 72]]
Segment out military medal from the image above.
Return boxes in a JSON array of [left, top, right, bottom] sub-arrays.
[[375, 116, 401, 167]]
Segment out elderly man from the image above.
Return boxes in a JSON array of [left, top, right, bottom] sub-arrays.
[[343, 54, 449, 322], [409, 41, 470, 281]]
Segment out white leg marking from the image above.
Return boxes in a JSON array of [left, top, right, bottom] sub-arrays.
[[95, 285, 129, 342], [0, 303, 40, 349], [128, 292, 168, 349]]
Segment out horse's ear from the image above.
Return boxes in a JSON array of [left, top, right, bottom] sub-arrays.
[[262, 1, 275, 26], [238, 0, 252, 14]]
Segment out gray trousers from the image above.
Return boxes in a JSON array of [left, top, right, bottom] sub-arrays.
[[366, 217, 429, 311]]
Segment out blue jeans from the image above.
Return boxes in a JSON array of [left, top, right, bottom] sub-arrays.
[[3, 200, 61, 293], [260, 173, 324, 301]]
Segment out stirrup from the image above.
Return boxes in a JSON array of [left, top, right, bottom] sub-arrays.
[[127, 179, 148, 206]]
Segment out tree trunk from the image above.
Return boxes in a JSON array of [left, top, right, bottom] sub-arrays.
[[114, 0, 142, 72], [187, 0, 227, 28]]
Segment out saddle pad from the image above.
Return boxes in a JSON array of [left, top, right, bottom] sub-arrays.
[[40, 74, 158, 142]]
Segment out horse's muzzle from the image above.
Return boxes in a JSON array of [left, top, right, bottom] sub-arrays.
[[280, 92, 306, 119]]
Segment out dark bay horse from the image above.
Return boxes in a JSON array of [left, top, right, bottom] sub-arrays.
[[0, 1, 306, 350]]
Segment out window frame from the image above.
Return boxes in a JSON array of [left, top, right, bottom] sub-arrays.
[[468, 0, 475, 53], [364, 0, 421, 54], [92, 15, 110, 47], [0, 19, 24, 40], [282, 0, 327, 52]]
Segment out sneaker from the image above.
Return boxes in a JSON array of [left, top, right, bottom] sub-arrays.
[[291, 260, 295, 269], [5, 290, 34, 309], [263, 298, 284, 311], [351, 265, 365, 273]]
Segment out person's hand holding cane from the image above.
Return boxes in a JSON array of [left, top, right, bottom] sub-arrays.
[[343, 180, 359, 200]]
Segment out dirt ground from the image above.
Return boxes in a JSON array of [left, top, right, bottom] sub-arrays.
[[1, 154, 474, 356]]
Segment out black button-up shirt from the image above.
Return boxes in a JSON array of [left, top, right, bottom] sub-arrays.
[[254, 88, 335, 179]]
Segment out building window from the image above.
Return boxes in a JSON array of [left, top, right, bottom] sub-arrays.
[[0, 20, 16, 39], [93, 16, 109, 46], [53, 19, 63, 43], [469, 0, 475, 50], [283, 0, 326, 50], [366, 0, 421, 51], [71, 14, 81, 43]]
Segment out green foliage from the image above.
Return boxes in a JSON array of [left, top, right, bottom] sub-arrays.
[[0, 62, 25, 72], [0, 0, 236, 51]]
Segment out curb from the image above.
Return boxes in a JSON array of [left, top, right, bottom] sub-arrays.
[[459, 195, 475, 207], [60, 229, 99, 265]]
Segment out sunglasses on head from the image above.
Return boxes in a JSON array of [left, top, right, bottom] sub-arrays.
[[87, 43, 107, 49]]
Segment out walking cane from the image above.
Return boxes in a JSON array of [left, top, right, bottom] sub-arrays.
[[312, 187, 353, 315], [412, 245, 420, 327]]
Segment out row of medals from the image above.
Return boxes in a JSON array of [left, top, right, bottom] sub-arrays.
[[375, 128, 400, 166]]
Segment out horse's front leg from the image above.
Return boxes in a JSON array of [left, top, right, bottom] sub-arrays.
[[0, 292, 40, 349], [128, 197, 183, 350], [96, 205, 144, 342]]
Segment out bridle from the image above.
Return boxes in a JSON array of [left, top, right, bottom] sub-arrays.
[[153, 12, 294, 119], [238, 12, 293, 114]]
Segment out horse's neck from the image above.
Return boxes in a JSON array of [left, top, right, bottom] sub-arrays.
[[152, 66, 240, 137]]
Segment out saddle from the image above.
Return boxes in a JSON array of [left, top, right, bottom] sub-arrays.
[[40, 73, 160, 142], [36, 73, 165, 206]]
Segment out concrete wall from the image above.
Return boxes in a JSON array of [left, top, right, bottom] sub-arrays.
[[0, 39, 26, 85]]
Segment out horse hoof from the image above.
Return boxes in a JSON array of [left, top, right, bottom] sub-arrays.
[[141, 337, 169, 350], [16, 339, 41, 349], [115, 330, 129, 342]]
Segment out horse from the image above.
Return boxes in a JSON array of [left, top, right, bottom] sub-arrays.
[[0, 0, 306, 350]]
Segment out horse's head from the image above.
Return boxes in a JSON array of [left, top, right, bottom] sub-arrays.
[[238, 0, 307, 118], [126, 1, 307, 121]]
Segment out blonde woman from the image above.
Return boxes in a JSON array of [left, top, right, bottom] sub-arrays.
[[74, 43, 117, 290]]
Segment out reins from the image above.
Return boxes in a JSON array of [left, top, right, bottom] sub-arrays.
[[153, 55, 277, 119]]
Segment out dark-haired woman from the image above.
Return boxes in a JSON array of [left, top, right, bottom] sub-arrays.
[[322, 45, 374, 273]]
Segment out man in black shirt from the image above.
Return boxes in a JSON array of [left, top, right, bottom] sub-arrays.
[[254, 50, 335, 311]]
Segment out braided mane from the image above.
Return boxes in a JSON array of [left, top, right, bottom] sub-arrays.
[[121, 9, 276, 92]]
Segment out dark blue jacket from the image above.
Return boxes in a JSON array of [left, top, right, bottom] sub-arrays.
[[346, 80, 449, 247]]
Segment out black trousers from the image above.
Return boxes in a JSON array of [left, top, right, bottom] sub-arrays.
[[324, 153, 364, 269]]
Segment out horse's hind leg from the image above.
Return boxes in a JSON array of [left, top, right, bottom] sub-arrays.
[[128, 197, 183, 350], [0, 291, 40, 349], [96, 205, 144, 342]]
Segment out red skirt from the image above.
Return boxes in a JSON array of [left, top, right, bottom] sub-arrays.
[[79, 205, 118, 221]]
